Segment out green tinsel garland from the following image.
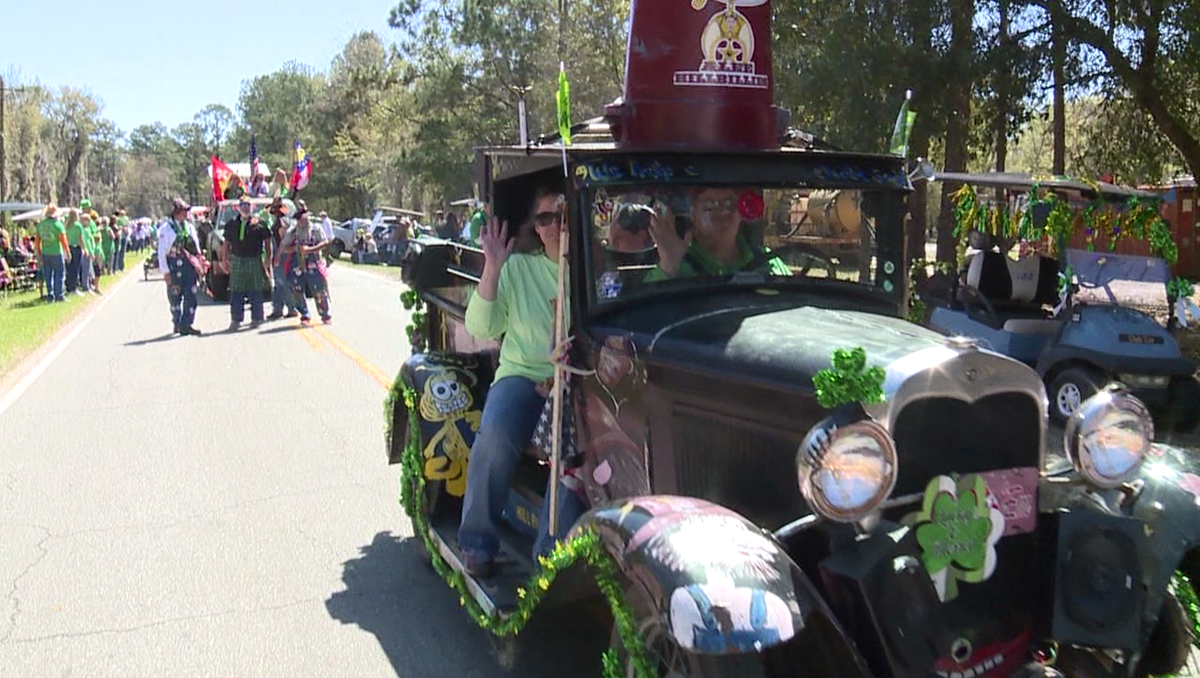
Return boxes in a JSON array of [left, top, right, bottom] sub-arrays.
[[907, 259, 955, 324], [812, 347, 886, 410], [1167, 277, 1195, 302], [401, 288, 428, 353], [394, 384, 655, 678]]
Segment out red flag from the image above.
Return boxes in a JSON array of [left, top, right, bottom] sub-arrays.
[[212, 156, 233, 203]]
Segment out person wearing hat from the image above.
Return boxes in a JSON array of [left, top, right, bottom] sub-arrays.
[[34, 205, 70, 302], [221, 195, 273, 330], [279, 207, 332, 324], [157, 198, 204, 335], [266, 198, 297, 320]]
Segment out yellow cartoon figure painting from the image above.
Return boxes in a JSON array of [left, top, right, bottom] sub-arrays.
[[691, 0, 765, 66], [417, 366, 483, 497]]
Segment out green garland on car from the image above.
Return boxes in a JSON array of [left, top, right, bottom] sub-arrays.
[[401, 288, 428, 353], [813, 347, 886, 409], [394, 384, 655, 678], [907, 258, 955, 324]]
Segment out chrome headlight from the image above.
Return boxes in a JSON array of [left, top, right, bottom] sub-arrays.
[[1065, 385, 1154, 489], [798, 420, 898, 523]]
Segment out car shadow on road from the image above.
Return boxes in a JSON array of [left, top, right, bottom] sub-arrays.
[[325, 531, 609, 678]]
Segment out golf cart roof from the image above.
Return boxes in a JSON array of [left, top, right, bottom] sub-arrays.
[[216, 197, 292, 207], [928, 170, 1159, 201], [0, 201, 47, 214], [377, 206, 428, 218]]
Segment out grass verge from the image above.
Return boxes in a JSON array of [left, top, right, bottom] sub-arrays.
[[0, 253, 146, 379]]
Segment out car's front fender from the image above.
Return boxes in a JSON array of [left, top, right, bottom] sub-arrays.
[[571, 495, 862, 664]]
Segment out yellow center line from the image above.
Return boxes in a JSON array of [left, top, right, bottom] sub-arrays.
[[298, 326, 327, 352], [309, 324, 393, 390]]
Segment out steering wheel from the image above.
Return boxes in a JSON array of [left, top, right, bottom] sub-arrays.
[[957, 285, 1002, 327], [742, 243, 836, 278]]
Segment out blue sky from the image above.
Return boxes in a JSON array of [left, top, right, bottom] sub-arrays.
[[0, 0, 398, 134]]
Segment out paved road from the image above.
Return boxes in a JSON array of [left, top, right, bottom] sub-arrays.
[[0, 264, 604, 678]]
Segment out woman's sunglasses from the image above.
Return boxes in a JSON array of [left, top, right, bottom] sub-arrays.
[[533, 211, 563, 228]]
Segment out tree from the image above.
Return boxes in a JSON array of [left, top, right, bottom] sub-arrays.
[[45, 87, 101, 206], [193, 104, 236, 159], [1027, 0, 1200, 180]]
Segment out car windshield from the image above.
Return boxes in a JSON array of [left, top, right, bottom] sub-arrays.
[[586, 184, 898, 305]]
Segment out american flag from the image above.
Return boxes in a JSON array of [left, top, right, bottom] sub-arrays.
[[249, 136, 259, 179]]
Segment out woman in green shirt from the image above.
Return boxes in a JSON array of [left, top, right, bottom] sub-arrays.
[[456, 184, 586, 576], [34, 205, 70, 302], [65, 209, 87, 294], [101, 216, 116, 274]]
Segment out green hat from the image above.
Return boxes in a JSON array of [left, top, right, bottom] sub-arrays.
[[79, 198, 92, 210]]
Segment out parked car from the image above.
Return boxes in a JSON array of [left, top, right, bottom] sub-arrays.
[[331, 218, 370, 259]]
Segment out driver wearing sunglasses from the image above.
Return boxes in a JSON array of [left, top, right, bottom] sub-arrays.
[[644, 186, 790, 281]]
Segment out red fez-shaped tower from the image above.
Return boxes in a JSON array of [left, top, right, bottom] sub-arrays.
[[605, 0, 780, 151]]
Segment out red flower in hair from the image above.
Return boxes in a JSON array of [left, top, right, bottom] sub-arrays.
[[739, 190, 765, 221]]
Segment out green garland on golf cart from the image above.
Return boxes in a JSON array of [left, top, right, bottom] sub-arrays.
[[393, 383, 655, 678], [948, 183, 1176, 263], [401, 289, 428, 353], [812, 347, 886, 409], [907, 258, 955, 324], [947, 184, 1185, 311]]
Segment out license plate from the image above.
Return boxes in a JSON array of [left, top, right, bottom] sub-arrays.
[[1119, 333, 1164, 345]]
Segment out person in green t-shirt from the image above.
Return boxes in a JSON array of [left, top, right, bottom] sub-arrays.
[[644, 186, 791, 282], [456, 183, 587, 577], [65, 209, 88, 294], [101, 216, 116, 274], [34, 205, 70, 302]]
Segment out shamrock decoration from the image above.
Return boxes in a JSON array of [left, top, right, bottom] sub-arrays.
[[812, 347, 886, 410], [907, 475, 1005, 601]]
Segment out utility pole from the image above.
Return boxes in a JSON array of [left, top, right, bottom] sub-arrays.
[[0, 75, 29, 231]]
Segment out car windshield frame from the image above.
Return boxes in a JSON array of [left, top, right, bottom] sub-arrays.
[[576, 173, 911, 317]]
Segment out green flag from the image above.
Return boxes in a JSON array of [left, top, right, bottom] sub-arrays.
[[556, 62, 572, 146], [889, 90, 916, 157]]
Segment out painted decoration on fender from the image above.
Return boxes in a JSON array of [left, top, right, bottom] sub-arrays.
[[674, 0, 770, 90], [612, 496, 799, 652], [414, 363, 484, 497], [906, 475, 1005, 602]]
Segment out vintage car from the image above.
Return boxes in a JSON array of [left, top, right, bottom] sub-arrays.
[[383, 2, 1200, 677]]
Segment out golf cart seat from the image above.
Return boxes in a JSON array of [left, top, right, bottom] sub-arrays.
[[961, 251, 1061, 332]]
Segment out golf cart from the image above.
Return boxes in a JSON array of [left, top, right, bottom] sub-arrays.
[[920, 172, 1200, 431]]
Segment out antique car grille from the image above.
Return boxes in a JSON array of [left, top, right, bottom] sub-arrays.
[[666, 391, 1041, 529], [890, 392, 1042, 496]]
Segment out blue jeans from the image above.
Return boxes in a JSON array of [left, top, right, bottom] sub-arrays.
[[166, 259, 198, 328], [270, 262, 294, 315], [458, 376, 589, 562], [42, 254, 65, 301], [66, 246, 82, 292], [459, 377, 546, 559], [231, 290, 264, 323]]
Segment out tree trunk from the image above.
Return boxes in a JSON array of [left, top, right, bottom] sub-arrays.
[[1051, 4, 1066, 174], [936, 0, 974, 266], [995, 0, 1010, 173]]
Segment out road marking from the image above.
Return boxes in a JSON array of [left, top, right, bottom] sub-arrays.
[[310, 325, 393, 389], [0, 267, 138, 418], [298, 326, 326, 352]]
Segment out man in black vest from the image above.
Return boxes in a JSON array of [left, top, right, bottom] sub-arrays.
[[221, 195, 273, 330]]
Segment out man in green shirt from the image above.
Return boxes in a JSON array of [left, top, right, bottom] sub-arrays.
[[34, 205, 70, 302], [644, 187, 791, 282]]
